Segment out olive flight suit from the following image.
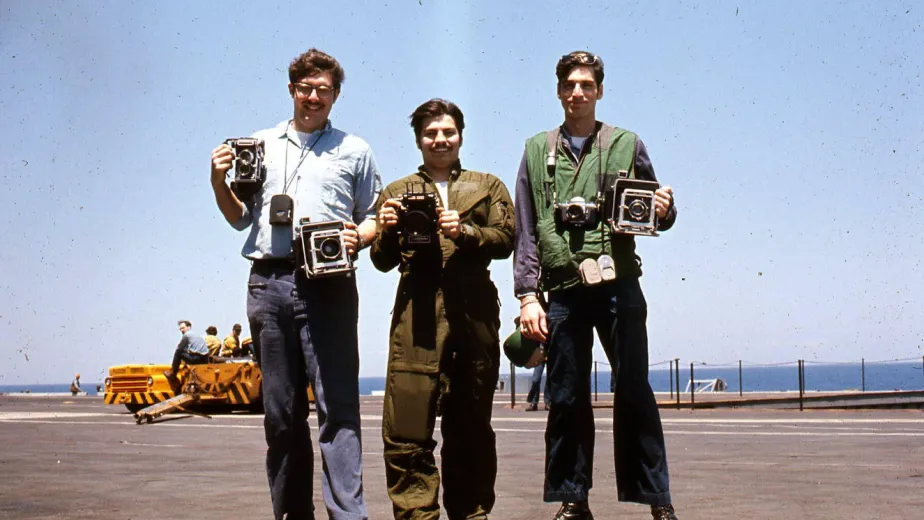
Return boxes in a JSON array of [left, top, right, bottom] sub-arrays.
[[370, 165, 515, 520]]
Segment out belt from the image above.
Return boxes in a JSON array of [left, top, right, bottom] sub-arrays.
[[251, 257, 296, 270]]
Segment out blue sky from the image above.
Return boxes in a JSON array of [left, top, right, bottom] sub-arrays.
[[1, 1, 921, 384]]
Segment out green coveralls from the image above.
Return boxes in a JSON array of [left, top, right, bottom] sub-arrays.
[[370, 165, 515, 520]]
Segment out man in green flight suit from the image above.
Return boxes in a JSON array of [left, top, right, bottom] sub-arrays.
[[370, 98, 515, 520]]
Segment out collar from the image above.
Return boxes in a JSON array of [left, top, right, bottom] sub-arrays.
[[560, 121, 602, 158], [416, 161, 463, 182], [277, 119, 333, 146], [559, 120, 602, 140]]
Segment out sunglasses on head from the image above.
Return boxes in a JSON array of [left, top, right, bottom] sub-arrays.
[[559, 53, 599, 67]]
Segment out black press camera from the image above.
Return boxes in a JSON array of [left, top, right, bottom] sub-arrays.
[[399, 183, 439, 248], [225, 138, 266, 200], [602, 171, 660, 236], [294, 218, 355, 279]]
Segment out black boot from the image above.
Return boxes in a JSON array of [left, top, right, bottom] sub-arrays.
[[651, 504, 678, 520], [553, 501, 593, 520]]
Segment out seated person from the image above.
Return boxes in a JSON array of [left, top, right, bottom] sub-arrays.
[[204, 325, 222, 357], [165, 320, 210, 380], [70, 373, 82, 396], [222, 323, 243, 357], [240, 336, 255, 359]]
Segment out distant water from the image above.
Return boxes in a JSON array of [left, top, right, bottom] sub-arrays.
[[0, 383, 104, 396], [3, 362, 921, 397]]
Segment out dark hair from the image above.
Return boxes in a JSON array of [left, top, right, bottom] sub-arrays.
[[206, 326, 218, 336], [289, 48, 345, 89], [555, 51, 604, 87], [409, 99, 465, 143], [233, 323, 242, 333], [178, 320, 192, 328]]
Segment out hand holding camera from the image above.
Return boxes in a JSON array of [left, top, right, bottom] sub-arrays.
[[377, 198, 402, 232], [341, 221, 361, 256], [437, 208, 461, 240], [223, 138, 267, 201], [210, 143, 234, 188], [654, 186, 673, 219]]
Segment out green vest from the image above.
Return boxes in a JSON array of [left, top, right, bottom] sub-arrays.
[[525, 123, 642, 291]]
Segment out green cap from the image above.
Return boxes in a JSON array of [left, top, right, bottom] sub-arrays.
[[503, 326, 542, 368]]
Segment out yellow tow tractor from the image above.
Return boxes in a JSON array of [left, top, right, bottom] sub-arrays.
[[104, 357, 314, 423]]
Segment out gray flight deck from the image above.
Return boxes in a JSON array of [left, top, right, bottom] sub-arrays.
[[0, 395, 922, 519]]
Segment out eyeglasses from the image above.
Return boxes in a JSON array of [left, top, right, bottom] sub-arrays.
[[559, 53, 599, 67], [293, 83, 335, 99]]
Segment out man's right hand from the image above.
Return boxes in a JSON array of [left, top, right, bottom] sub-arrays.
[[210, 143, 234, 187], [376, 198, 402, 232], [519, 298, 548, 343]]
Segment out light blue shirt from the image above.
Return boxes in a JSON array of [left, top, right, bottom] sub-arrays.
[[232, 119, 383, 260], [178, 331, 209, 356]]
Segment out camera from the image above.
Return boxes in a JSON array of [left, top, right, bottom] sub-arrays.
[[225, 138, 266, 200], [555, 196, 599, 229], [604, 175, 660, 236], [294, 218, 355, 279], [399, 183, 439, 248]]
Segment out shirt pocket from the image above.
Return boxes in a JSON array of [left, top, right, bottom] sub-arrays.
[[318, 159, 354, 212]]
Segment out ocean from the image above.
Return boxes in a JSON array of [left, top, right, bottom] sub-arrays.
[[3, 361, 922, 397]]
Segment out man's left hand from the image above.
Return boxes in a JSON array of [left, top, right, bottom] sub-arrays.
[[439, 209, 461, 240], [342, 221, 360, 255], [654, 186, 674, 219]]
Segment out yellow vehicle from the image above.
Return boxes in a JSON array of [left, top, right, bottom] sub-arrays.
[[104, 360, 265, 413]]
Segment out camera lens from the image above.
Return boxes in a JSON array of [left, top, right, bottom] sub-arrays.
[[566, 204, 585, 221], [238, 149, 254, 165], [403, 210, 431, 235], [628, 198, 649, 221], [319, 237, 342, 259]]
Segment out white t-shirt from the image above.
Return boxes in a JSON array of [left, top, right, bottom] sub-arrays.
[[568, 135, 588, 153], [435, 181, 449, 209]]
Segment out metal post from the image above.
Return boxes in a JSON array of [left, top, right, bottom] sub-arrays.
[[510, 361, 516, 408], [689, 362, 695, 409], [861, 358, 865, 392], [675, 358, 680, 409], [594, 361, 598, 402], [669, 360, 674, 399], [738, 360, 743, 397], [798, 360, 804, 412]]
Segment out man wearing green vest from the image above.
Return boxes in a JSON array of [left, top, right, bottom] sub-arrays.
[[372, 99, 514, 520], [513, 51, 679, 520]]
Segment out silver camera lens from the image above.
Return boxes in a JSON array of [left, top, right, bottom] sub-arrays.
[[628, 198, 649, 220], [319, 237, 342, 260]]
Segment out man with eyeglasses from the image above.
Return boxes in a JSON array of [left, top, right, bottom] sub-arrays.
[[513, 51, 679, 520], [209, 48, 381, 520]]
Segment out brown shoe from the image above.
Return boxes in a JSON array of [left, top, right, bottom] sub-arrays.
[[651, 504, 678, 520], [553, 501, 593, 520]]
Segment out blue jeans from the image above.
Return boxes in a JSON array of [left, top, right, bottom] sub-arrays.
[[543, 277, 671, 507], [527, 361, 549, 407], [247, 263, 367, 520]]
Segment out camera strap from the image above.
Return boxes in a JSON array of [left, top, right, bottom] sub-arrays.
[[544, 129, 560, 206], [546, 124, 613, 206], [283, 119, 330, 195]]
